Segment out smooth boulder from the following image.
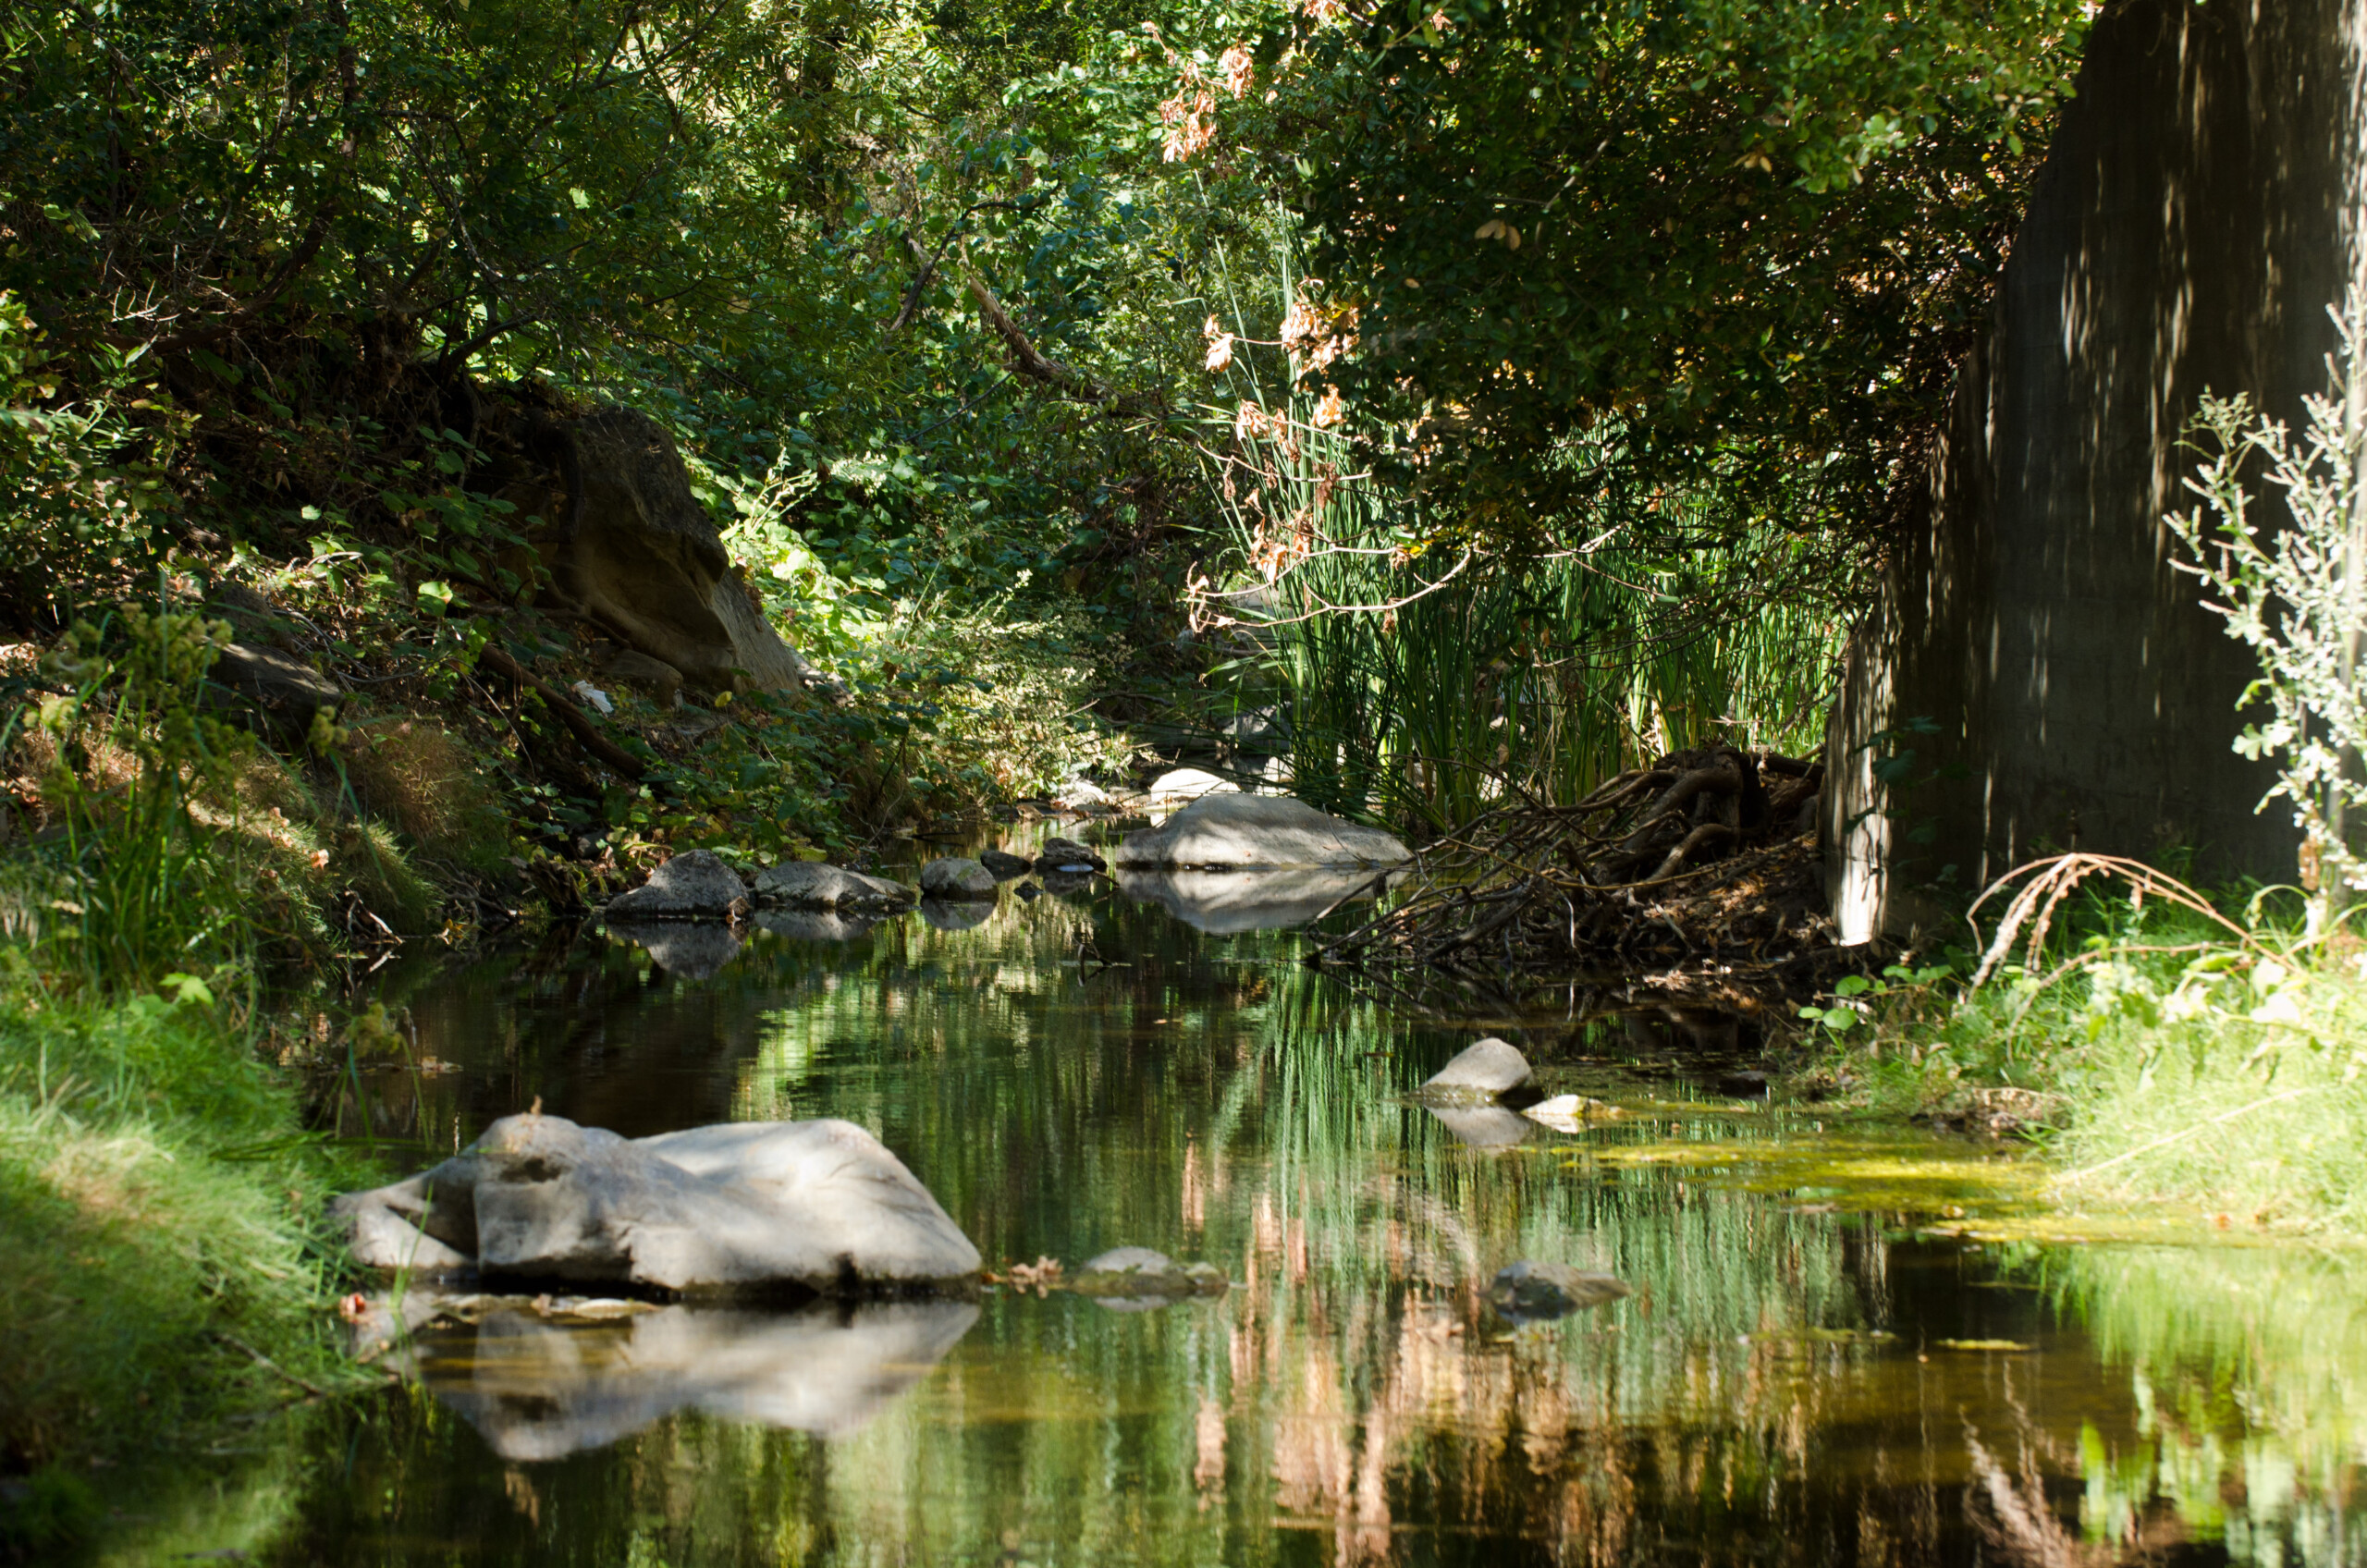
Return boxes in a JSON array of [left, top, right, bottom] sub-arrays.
[[754, 860, 916, 910], [330, 1112, 981, 1293], [1489, 1261, 1629, 1320], [211, 641, 343, 732], [1417, 1038, 1534, 1100], [919, 857, 998, 900], [599, 648, 685, 706], [1114, 794, 1410, 870], [1146, 767, 1238, 806], [603, 848, 747, 921]]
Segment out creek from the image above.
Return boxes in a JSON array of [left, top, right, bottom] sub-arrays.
[[154, 826, 2367, 1565]]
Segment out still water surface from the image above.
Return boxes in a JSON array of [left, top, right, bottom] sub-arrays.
[[227, 834, 2367, 1566]]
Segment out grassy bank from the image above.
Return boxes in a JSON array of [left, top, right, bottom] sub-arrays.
[[0, 982, 362, 1556], [1798, 859, 2367, 1233]]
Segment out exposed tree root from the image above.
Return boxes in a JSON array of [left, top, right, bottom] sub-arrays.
[[1311, 747, 1837, 1000]]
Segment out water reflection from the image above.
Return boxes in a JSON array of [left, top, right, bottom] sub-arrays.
[[393, 1297, 978, 1461], [245, 832, 2367, 1566]]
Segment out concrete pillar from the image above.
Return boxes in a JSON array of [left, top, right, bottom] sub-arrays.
[[1825, 0, 2367, 943]]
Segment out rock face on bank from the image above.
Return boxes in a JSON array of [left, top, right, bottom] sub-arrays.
[[330, 1112, 981, 1292], [1114, 794, 1410, 870], [535, 408, 817, 694]]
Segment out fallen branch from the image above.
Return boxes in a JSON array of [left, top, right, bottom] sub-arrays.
[[475, 643, 646, 781]]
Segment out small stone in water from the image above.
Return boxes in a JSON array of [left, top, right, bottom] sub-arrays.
[[978, 849, 1035, 880], [1489, 1261, 1629, 1321], [1419, 1038, 1534, 1100]]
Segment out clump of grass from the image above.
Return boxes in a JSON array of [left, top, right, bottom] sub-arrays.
[[1804, 854, 2367, 1231], [0, 983, 361, 1479], [335, 716, 508, 872]]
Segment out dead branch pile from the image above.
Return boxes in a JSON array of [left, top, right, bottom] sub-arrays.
[[1311, 746, 1834, 984]]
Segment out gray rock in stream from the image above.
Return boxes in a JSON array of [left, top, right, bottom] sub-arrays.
[[1489, 1261, 1629, 1321], [1417, 1038, 1534, 1100], [1034, 837, 1107, 875], [919, 857, 998, 900], [1114, 794, 1409, 869], [330, 1112, 982, 1293], [604, 849, 748, 921], [1070, 1247, 1227, 1309], [977, 849, 1036, 880], [754, 860, 916, 910]]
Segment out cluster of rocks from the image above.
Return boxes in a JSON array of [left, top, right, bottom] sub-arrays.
[[594, 792, 1412, 971]]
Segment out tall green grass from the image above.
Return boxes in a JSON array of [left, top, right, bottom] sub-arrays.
[[0, 605, 366, 1553], [1194, 219, 1841, 831]]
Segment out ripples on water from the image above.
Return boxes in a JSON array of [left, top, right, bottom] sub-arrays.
[[119, 833, 2367, 1566]]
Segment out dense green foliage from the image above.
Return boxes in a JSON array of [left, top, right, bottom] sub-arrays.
[[1266, 0, 2090, 556]]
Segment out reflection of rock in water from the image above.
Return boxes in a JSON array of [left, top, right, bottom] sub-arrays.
[[1116, 868, 1385, 933], [919, 898, 992, 931], [1488, 1260, 1629, 1321], [754, 908, 883, 944], [607, 920, 742, 980], [416, 1299, 979, 1462], [1421, 1102, 1536, 1149]]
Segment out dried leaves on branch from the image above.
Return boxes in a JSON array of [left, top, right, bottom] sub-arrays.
[[1312, 746, 1835, 985]]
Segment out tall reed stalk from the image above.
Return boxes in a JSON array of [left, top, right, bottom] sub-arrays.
[[1193, 214, 1842, 832]]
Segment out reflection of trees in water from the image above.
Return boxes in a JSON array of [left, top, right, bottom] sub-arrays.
[[269, 900, 2366, 1566]]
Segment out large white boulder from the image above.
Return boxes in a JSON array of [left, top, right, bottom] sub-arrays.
[[1113, 794, 1411, 870], [330, 1112, 980, 1293]]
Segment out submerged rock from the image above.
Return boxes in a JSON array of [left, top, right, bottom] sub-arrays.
[[919, 857, 998, 900], [1069, 1247, 1228, 1309], [754, 860, 915, 910], [1114, 794, 1410, 870], [604, 849, 747, 921], [1488, 1261, 1629, 1321], [919, 898, 994, 931], [330, 1112, 981, 1293], [978, 849, 1035, 880], [1417, 1038, 1534, 1100], [1522, 1094, 1621, 1133]]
